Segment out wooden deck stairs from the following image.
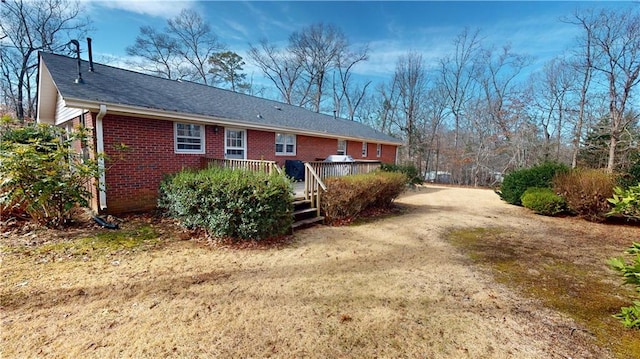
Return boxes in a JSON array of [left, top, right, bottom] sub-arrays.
[[200, 157, 379, 231], [292, 197, 324, 230]]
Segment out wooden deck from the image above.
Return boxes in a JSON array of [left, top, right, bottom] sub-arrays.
[[200, 157, 381, 230], [293, 181, 306, 199]]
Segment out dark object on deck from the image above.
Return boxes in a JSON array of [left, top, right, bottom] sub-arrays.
[[93, 215, 119, 229], [285, 160, 305, 181]]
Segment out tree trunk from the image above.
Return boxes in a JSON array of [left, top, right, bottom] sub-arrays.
[[607, 135, 617, 173]]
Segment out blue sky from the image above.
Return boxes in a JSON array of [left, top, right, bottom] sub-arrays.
[[84, 1, 632, 86]]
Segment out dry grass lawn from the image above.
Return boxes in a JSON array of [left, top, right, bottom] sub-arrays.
[[2, 185, 639, 358]]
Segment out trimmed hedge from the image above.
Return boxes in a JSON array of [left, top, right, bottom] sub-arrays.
[[521, 187, 566, 216], [321, 171, 406, 224], [158, 167, 293, 240], [498, 162, 569, 205]]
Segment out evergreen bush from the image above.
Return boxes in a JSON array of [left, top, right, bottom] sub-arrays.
[[617, 159, 640, 189], [379, 163, 422, 184], [520, 187, 566, 216], [0, 123, 100, 227], [159, 167, 293, 240], [498, 162, 569, 205]]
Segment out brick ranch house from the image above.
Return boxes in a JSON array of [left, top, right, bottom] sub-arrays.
[[36, 52, 402, 214]]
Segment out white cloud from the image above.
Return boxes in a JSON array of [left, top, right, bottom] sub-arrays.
[[84, 0, 196, 18], [218, 19, 251, 42]]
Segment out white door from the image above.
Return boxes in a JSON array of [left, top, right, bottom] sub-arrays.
[[225, 128, 246, 159]]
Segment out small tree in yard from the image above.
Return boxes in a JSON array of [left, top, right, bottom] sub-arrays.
[[0, 122, 100, 227]]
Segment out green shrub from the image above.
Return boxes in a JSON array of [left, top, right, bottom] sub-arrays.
[[498, 162, 569, 205], [617, 159, 640, 189], [520, 187, 566, 216], [0, 123, 100, 227], [322, 171, 406, 224], [608, 242, 640, 329], [159, 167, 293, 240], [553, 168, 615, 221], [608, 184, 640, 219], [379, 163, 422, 184]]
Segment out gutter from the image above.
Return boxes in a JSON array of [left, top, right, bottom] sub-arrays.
[[96, 104, 107, 211]]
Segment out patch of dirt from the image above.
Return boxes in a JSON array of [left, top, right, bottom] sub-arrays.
[[1, 185, 638, 358]]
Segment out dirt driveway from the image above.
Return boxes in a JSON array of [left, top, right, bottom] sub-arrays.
[[1, 185, 635, 358]]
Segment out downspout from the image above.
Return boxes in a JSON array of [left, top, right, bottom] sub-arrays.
[[96, 104, 107, 211]]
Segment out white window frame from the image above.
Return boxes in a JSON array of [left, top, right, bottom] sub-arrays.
[[225, 128, 246, 159], [337, 139, 347, 155], [362, 142, 368, 157], [174, 122, 205, 154], [376, 143, 382, 158], [275, 133, 296, 156]]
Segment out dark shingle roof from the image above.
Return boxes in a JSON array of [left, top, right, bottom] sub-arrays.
[[41, 52, 401, 144]]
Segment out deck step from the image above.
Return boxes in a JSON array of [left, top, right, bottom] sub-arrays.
[[293, 207, 318, 218], [292, 199, 312, 207], [292, 216, 325, 230]]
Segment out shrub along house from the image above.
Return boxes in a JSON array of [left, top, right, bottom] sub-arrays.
[[36, 50, 402, 214]]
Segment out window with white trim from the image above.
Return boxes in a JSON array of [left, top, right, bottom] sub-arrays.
[[337, 139, 346, 155], [362, 142, 368, 157], [376, 143, 382, 158], [275, 133, 296, 155], [225, 128, 246, 159], [175, 122, 204, 153]]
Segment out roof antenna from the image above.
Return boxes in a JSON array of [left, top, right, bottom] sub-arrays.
[[87, 37, 94, 72], [70, 39, 83, 84]]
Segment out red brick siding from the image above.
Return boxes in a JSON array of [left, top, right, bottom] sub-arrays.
[[347, 140, 363, 158], [245, 129, 339, 166], [96, 115, 398, 214], [101, 114, 224, 213], [344, 140, 397, 163], [379, 144, 397, 164]]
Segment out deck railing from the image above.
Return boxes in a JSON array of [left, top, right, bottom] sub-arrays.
[[201, 157, 283, 175], [303, 163, 327, 217], [201, 158, 380, 219], [306, 160, 382, 181]]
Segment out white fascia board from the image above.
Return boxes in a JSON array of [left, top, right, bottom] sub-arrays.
[[36, 60, 57, 125]]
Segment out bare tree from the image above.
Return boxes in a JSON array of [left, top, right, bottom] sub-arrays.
[[127, 9, 223, 85], [439, 28, 482, 182], [530, 57, 576, 161], [0, 0, 89, 121], [167, 9, 223, 85], [249, 23, 367, 117], [564, 10, 597, 169], [419, 83, 448, 178], [126, 26, 180, 79], [585, 8, 640, 172], [361, 82, 400, 135], [391, 52, 429, 164], [248, 39, 306, 105], [476, 46, 530, 174], [332, 46, 370, 120], [289, 23, 348, 113]]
